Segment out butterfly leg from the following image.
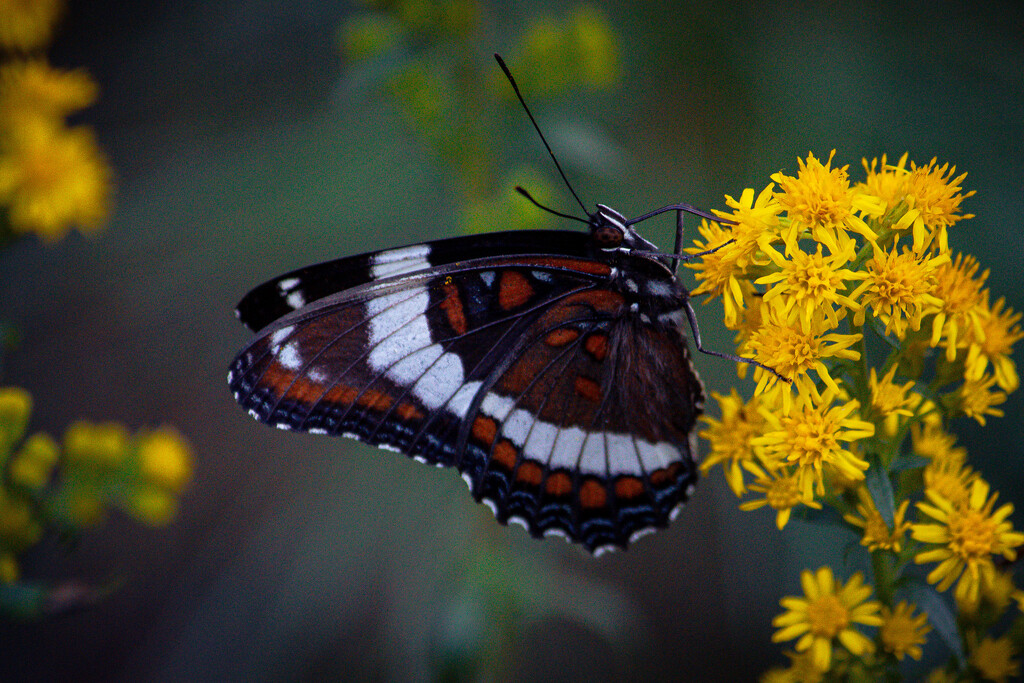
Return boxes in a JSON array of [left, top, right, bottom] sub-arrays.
[[681, 299, 790, 382]]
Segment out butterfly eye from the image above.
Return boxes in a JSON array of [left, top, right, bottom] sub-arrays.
[[593, 223, 624, 248]]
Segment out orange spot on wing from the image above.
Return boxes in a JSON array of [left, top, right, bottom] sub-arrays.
[[396, 402, 424, 421], [574, 376, 602, 402], [579, 479, 608, 508], [544, 328, 579, 347], [584, 334, 609, 361], [493, 440, 518, 470], [524, 257, 612, 277], [472, 416, 497, 446], [545, 471, 573, 496], [614, 476, 645, 499], [516, 460, 543, 486], [440, 280, 468, 335], [499, 271, 534, 310]]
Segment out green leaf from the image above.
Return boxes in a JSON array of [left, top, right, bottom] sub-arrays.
[[865, 464, 896, 529], [905, 580, 965, 667]]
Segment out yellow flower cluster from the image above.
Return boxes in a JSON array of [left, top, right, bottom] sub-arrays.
[[694, 152, 1023, 678], [0, 0, 112, 243], [0, 387, 194, 583]]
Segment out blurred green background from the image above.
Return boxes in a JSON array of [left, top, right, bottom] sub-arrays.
[[1, 0, 1022, 680]]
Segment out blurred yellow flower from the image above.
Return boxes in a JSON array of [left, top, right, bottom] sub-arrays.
[[969, 636, 1019, 683], [64, 420, 129, 469], [0, 117, 112, 241], [0, 60, 98, 121], [843, 487, 911, 552], [137, 427, 194, 493], [923, 457, 978, 508], [913, 479, 1024, 604], [963, 293, 1022, 392], [858, 153, 910, 211], [866, 365, 917, 436], [0, 0, 64, 50], [956, 374, 1007, 427], [0, 385, 32, 449], [878, 601, 930, 661], [772, 566, 882, 672], [8, 432, 58, 488]]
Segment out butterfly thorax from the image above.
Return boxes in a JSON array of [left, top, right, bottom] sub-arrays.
[[588, 203, 689, 323]]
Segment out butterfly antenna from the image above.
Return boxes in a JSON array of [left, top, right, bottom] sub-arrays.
[[515, 186, 589, 224], [494, 53, 588, 216]]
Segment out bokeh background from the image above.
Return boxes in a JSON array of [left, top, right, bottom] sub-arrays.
[[1, 0, 1022, 680]]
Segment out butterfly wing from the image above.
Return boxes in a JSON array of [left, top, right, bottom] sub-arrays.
[[229, 246, 703, 553]]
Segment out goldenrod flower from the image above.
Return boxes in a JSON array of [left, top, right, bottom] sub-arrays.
[[956, 374, 1007, 426], [866, 365, 917, 436], [905, 158, 975, 254], [923, 457, 978, 508], [0, 0, 64, 51], [137, 427, 193, 493], [858, 153, 910, 211], [912, 479, 1024, 604], [771, 566, 882, 672], [744, 300, 861, 400], [878, 601, 930, 661], [958, 568, 1024, 619], [969, 636, 1019, 683], [963, 293, 1022, 392], [771, 151, 882, 255], [687, 218, 753, 327], [699, 389, 767, 496], [843, 487, 911, 552], [0, 60, 98, 121], [848, 238, 947, 339], [930, 253, 988, 362], [739, 463, 820, 529], [8, 432, 58, 489], [911, 420, 967, 465], [757, 242, 861, 328], [755, 390, 874, 500], [63, 420, 129, 468], [0, 117, 112, 241]]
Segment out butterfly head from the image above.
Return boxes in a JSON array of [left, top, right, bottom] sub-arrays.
[[591, 204, 661, 255]]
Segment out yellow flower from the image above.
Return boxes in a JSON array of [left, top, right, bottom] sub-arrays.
[[912, 479, 1024, 604], [969, 636, 1019, 683], [743, 300, 861, 400], [0, 0, 64, 50], [0, 490, 42, 548], [930, 253, 988, 362], [0, 385, 32, 450], [739, 463, 821, 529], [963, 293, 1022, 392], [911, 421, 967, 465], [63, 420, 129, 468], [958, 568, 1024, 619], [848, 237, 948, 339], [0, 117, 112, 242], [878, 601, 930, 661], [905, 158, 975, 254], [0, 60, 98, 121], [699, 389, 767, 496], [126, 487, 178, 526], [137, 427, 193, 493], [956, 374, 1007, 426], [771, 566, 882, 672], [755, 390, 874, 501], [858, 153, 910, 212], [843, 487, 911, 552], [686, 218, 753, 327], [8, 432, 59, 488], [771, 150, 882, 255], [757, 242, 861, 328], [866, 365, 917, 437], [923, 457, 978, 508]]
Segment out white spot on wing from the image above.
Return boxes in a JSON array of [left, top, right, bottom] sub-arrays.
[[523, 420, 559, 463], [447, 381, 483, 418], [278, 277, 300, 291], [481, 392, 515, 421], [548, 427, 586, 471], [480, 271, 496, 288], [501, 408, 534, 448], [278, 342, 302, 370], [370, 245, 431, 279], [269, 325, 295, 348], [286, 290, 306, 309], [410, 348, 464, 410]]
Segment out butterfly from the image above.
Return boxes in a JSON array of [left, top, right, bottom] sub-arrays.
[[228, 55, 781, 555]]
